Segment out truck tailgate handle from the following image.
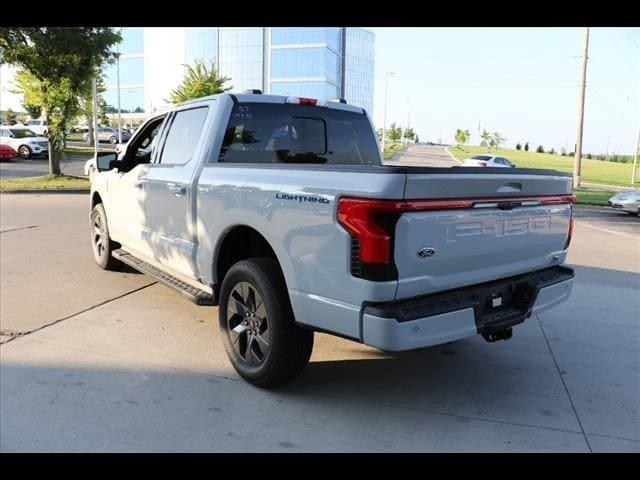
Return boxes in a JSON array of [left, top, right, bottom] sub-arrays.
[[497, 182, 522, 193], [168, 183, 187, 195]]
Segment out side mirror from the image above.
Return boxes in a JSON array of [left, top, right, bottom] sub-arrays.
[[96, 152, 118, 171]]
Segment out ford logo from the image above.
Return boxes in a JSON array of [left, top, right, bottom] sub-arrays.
[[417, 247, 437, 258]]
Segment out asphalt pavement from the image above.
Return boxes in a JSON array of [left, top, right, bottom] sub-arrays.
[[0, 192, 638, 452]]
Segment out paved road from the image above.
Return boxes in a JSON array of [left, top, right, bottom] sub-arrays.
[[385, 144, 458, 167], [1, 194, 638, 452]]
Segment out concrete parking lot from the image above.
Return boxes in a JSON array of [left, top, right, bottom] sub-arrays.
[[1, 189, 639, 451]]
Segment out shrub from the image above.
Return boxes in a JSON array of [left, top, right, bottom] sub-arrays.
[[536, 145, 544, 153]]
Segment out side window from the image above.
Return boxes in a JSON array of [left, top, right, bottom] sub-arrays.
[[158, 107, 208, 165]]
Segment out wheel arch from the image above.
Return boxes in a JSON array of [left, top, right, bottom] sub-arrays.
[[212, 224, 288, 301]]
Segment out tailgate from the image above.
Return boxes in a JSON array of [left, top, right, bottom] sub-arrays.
[[394, 170, 573, 299]]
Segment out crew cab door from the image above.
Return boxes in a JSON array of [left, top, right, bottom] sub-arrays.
[[104, 115, 168, 257], [143, 104, 211, 279]]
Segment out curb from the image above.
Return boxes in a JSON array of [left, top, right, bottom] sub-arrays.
[[0, 189, 90, 195], [444, 147, 462, 163]]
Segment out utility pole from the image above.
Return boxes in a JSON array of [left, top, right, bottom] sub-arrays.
[[381, 72, 395, 153], [632, 126, 639, 185], [573, 27, 590, 189], [92, 77, 99, 159]]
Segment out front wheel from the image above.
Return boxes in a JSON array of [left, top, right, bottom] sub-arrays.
[[90, 203, 122, 271], [18, 145, 32, 159], [219, 258, 314, 388], [109, 136, 117, 144]]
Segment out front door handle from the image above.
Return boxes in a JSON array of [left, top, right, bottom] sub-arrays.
[[168, 183, 187, 196]]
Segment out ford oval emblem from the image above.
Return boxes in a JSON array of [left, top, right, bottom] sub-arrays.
[[417, 247, 437, 258]]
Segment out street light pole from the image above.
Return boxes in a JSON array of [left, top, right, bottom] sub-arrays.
[[573, 27, 590, 189], [92, 76, 99, 159], [632, 126, 639, 185], [381, 72, 395, 153], [116, 42, 122, 144]]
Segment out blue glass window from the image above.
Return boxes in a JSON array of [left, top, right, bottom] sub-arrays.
[[103, 87, 145, 114]]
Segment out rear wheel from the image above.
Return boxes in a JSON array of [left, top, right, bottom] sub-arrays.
[[219, 258, 314, 388], [90, 203, 122, 271]]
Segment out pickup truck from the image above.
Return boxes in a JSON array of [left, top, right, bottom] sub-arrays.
[[88, 91, 575, 387]]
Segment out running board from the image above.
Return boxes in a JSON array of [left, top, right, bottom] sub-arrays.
[[112, 249, 215, 306]]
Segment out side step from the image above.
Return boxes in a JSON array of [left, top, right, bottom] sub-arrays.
[[113, 249, 215, 306]]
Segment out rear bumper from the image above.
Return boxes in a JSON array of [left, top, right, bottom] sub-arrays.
[[362, 266, 574, 351]]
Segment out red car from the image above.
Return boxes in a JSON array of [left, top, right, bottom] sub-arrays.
[[0, 144, 18, 160]]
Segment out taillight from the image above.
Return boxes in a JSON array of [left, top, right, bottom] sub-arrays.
[[565, 205, 574, 249], [285, 96, 318, 106], [338, 198, 403, 281], [478, 161, 487, 167]]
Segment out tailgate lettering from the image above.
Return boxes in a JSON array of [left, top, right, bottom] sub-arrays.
[[446, 216, 551, 242]]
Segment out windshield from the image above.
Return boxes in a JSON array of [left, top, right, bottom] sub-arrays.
[[10, 129, 38, 138], [218, 102, 381, 165]]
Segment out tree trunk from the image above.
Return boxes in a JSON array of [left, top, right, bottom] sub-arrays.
[[87, 115, 95, 147], [48, 144, 61, 176]]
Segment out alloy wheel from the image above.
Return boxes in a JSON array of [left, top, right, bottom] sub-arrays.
[[227, 282, 270, 367]]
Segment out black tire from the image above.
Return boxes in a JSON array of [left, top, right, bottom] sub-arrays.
[[109, 135, 117, 144], [18, 145, 32, 159], [90, 203, 123, 271], [219, 257, 314, 388]]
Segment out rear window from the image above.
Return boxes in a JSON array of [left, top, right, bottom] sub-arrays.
[[471, 155, 492, 161], [217, 102, 380, 165]]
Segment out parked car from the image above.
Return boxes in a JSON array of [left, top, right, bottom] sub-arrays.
[[0, 126, 49, 159], [461, 154, 516, 168], [23, 119, 49, 136], [83, 127, 132, 144], [0, 143, 18, 160], [88, 92, 575, 387], [609, 190, 640, 216], [72, 123, 90, 133]]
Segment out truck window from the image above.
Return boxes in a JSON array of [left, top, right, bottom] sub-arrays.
[[218, 103, 380, 165], [158, 107, 209, 166]]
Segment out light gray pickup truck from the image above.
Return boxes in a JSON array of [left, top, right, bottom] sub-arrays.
[[88, 92, 575, 387]]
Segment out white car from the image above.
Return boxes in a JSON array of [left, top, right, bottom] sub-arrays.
[[0, 126, 49, 159], [23, 119, 49, 136], [461, 154, 515, 168], [609, 190, 640, 216]]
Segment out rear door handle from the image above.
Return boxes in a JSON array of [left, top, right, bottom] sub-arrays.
[[168, 183, 187, 196]]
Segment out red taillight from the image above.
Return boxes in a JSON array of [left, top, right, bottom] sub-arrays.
[[565, 205, 574, 249], [337, 198, 403, 264], [285, 96, 318, 106], [478, 161, 487, 167]]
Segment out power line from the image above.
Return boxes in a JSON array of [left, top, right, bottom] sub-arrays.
[[589, 58, 637, 105], [607, 31, 640, 76]]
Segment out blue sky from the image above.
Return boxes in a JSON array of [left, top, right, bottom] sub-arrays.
[[370, 27, 640, 155]]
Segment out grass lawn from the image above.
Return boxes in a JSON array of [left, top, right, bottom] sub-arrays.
[[448, 146, 639, 188], [63, 146, 95, 155], [0, 174, 90, 191], [384, 142, 405, 160], [573, 187, 619, 206]]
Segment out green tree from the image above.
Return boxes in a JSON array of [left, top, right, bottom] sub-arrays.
[[77, 72, 107, 146], [454, 128, 466, 147], [549, 148, 555, 155], [586, 153, 592, 159], [403, 127, 416, 142], [536, 145, 544, 153], [386, 122, 403, 143], [490, 132, 505, 150], [168, 59, 232, 103], [6, 108, 17, 124], [515, 142, 521, 151], [480, 129, 492, 149], [0, 27, 121, 175], [524, 142, 529, 152]]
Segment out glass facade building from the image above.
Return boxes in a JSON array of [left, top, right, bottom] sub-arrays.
[[103, 27, 374, 119]]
